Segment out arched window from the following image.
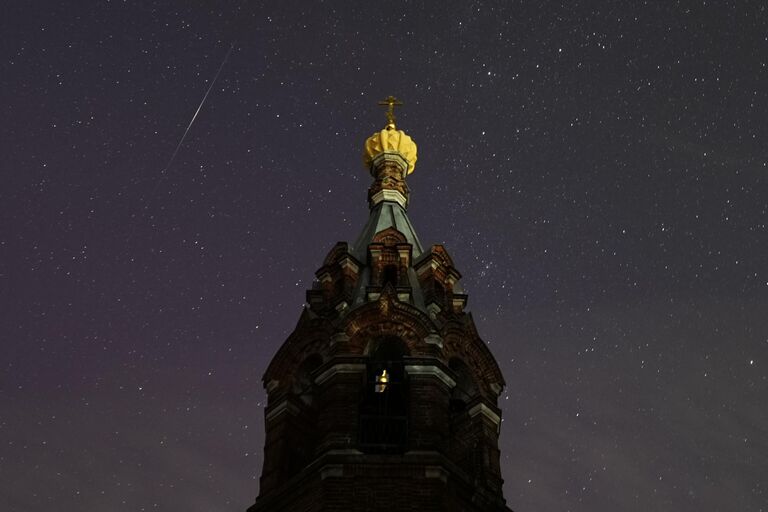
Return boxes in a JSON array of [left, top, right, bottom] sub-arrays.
[[360, 337, 409, 452]]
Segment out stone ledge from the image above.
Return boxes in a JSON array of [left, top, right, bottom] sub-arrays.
[[320, 464, 345, 480], [265, 400, 300, 422], [424, 465, 449, 483], [405, 364, 456, 388], [468, 402, 501, 428], [314, 363, 366, 385]]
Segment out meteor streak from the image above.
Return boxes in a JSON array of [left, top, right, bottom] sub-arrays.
[[161, 43, 235, 174], [125, 43, 234, 245]]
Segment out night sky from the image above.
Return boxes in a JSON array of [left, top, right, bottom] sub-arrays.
[[3, 2, 767, 511]]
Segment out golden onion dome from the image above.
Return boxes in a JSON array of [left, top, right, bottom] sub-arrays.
[[363, 127, 418, 174], [363, 96, 418, 175]]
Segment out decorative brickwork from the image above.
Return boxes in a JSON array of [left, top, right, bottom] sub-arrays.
[[367, 157, 410, 207], [248, 228, 512, 511]]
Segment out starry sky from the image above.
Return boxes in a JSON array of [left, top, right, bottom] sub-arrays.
[[2, 1, 767, 511]]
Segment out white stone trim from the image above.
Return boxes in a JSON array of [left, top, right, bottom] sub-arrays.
[[424, 466, 449, 483], [330, 332, 349, 346], [339, 257, 359, 272], [415, 259, 441, 275], [334, 301, 349, 314], [265, 399, 300, 422], [404, 450, 440, 456], [371, 151, 410, 177], [405, 364, 456, 388], [370, 189, 407, 208], [320, 464, 345, 479], [265, 379, 279, 393], [451, 296, 466, 310], [468, 403, 501, 427], [424, 333, 444, 348], [326, 448, 363, 455], [314, 363, 366, 385]]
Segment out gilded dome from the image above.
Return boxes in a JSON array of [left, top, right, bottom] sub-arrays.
[[363, 128, 418, 174]]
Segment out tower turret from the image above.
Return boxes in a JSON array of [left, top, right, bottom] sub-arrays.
[[247, 99, 513, 512]]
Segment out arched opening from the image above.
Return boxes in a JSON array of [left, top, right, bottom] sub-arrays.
[[381, 264, 399, 288], [360, 337, 409, 452]]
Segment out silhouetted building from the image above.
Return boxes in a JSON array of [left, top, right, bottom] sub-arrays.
[[247, 99, 513, 512]]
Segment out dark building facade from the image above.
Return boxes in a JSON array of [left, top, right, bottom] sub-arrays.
[[247, 103, 513, 512]]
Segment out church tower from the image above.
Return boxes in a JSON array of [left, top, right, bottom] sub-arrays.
[[247, 98, 513, 512]]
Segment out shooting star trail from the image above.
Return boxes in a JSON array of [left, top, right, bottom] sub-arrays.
[[125, 43, 234, 245], [160, 43, 235, 175]]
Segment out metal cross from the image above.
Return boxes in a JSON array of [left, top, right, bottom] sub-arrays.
[[377, 95, 403, 128]]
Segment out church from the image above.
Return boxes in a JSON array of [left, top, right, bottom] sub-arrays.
[[246, 98, 513, 512]]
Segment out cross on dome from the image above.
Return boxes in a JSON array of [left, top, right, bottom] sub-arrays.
[[377, 95, 403, 129]]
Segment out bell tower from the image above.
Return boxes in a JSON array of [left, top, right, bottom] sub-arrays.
[[247, 99, 513, 512]]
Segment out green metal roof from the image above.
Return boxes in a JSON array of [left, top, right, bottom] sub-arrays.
[[349, 200, 427, 311], [351, 201, 424, 260]]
